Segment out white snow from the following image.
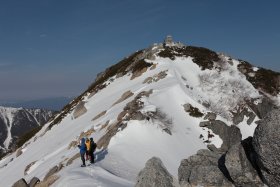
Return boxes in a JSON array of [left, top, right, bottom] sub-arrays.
[[0, 107, 16, 149], [0, 53, 273, 187], [253, 67, 259, 71]]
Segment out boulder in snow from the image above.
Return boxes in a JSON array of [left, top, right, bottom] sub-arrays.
[[135, 157, 175, 187], [225, 142, 264, 187], [12, 178, 28, 187], [253, 108, 280, 187], [199, 120, 242, 152], [29, 177, 40, 187], [178, 149, 233, 187]]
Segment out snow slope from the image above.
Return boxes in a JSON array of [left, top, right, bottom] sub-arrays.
[[0, 41, 279, 187]]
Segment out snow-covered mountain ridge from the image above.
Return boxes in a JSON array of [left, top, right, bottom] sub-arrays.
[[1, 37, 279, 187], [0, 106, 55, 159]]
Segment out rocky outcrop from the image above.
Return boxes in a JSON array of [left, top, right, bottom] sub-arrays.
[[232, 108, 256, 125], [44, 165, 60, 181], [143, 70, 168, 84], [253, 108, 280, 187], [112, 90, 134, 106], [92, 111, 106, 121], [29, 177, 40, 187], [178, 149, 233, 187], [73, 101, 87, 119], [248, 97, 278, 119], [11, 178, 28, 187], [225, 142, 264, 187], [35, 175, 59, 187], [135, 157, 175, 187], [204, 112, 217, 121], [183, 103, 203, 118], [199, 120, 242, 152]]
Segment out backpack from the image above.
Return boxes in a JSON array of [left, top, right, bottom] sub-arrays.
[[92, 142, 97, 152]]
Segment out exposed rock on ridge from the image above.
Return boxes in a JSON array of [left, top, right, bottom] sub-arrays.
[[253, 108, 280, 187], [135, 157, 175, 187]]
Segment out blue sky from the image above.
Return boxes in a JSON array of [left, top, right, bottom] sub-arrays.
[[0, 0, 279, 100]]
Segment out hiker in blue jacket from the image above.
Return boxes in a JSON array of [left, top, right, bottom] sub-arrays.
[[78, 138, 86, 167]]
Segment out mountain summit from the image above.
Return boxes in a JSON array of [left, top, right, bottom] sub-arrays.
[[0, 37, 279, 187]]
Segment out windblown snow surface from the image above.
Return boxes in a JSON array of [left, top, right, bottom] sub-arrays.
[[0, 52, 274, 186]]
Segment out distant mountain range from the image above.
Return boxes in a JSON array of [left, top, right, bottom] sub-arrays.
[[0, 97, 74, 111], [0, 106, 55, 159]]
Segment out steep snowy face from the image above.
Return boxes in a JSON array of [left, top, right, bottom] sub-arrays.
[[0, 39, 279, 187], [0, 106, 54, 157]]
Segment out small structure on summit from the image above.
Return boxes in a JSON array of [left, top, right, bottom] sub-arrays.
[[164, 35, 174, 46], [163, 35, 184, 47]]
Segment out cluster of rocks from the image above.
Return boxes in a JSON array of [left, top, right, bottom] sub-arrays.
[[72, 101, 87, 119], [135, 108, 280, 187], [12, 165, 61, 187], [143, 70, 168, 84], [97, 90, 153, 149]]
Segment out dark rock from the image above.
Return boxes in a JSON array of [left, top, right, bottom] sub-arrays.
[[207, 144, 222, 154], [253, 108, 280, 187], [225, 143, 264, 187], [248, 97, 277, 119], [199, 121, 211, 127], [204, 112, 217, 121], [16, 147, 23, 157], [12, 178, 28, 187], [29, 177, 40, 187], [44, 165, 59, 181], [135, 157, 174, 187], [199, 120, 242, 152], [232, 108, 256, 125], [178, 149, 233, 187]]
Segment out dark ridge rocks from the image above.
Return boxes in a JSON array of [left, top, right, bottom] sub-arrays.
[[253, 108, 280, 187], [225, 142, 264, 187], [158, 45, 220, 70], [199, 120, 242, 152], [178, 149, 233, 187], [238, 60, 280, 96], [135, 157, 175, 187], [183, 103, 204, 118]]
